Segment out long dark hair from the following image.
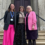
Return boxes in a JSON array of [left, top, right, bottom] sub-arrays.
[[8, 4, 15, 12]]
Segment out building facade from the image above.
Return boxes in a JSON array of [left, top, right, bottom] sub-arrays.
[[0, 0, 45, 31]]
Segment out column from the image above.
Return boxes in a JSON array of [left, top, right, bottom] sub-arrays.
[[0, 0, 11, 31], [11, 0, 14, 4], [0, 0, 4, 31], [38, 0, 45, 30], [32, 0, 40, 30]]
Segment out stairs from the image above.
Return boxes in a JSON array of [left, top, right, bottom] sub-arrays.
[[0, 31, 3, 45], [26, 31, 45, 45], [36, 31, 45, 45], [0, 31, 45, 45]]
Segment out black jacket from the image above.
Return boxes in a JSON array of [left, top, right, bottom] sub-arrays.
[[16, 12, 26, 26], [4, 11, 16, 30]]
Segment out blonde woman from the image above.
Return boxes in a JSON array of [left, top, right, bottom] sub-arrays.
[[25, 6, 38, 45]]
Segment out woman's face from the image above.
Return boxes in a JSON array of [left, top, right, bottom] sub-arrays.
[[10, 4, 15, 10], [26, 7, 31, 13], [20, 8, 23, 12]]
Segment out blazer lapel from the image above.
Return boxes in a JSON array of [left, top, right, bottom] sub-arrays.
[[14, 12, 16, 28], [7, 12, 10, 24]]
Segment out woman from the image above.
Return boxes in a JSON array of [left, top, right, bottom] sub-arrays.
[[2, 4, 16, 45], [25, 6, 38, 45], [14, 6, 26, 45]]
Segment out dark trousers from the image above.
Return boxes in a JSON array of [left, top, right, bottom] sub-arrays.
[[14, 23, 26, 45], [28, 40, 36, 45]]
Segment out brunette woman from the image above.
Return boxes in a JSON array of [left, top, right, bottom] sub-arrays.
[[2, 4, 16, 45], [14, 6, 26, 45], [25, 6, 38, 45]]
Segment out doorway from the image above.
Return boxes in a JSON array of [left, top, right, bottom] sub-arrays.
[[14, 0, 31, 11]]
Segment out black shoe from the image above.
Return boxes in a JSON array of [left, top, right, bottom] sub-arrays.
[[28, 42, 32, 45]]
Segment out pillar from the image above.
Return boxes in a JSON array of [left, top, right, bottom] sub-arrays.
[[32, 0, 40, 30], [0, 0, 11, 31], [38, 0, 45, 30]]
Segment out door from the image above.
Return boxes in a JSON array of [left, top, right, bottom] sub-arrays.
[[14, 0, 31, 11]]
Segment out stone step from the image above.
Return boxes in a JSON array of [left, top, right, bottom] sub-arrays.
[[36, 40, 45, 42], [26, 40, 45, 45], [0, 33, 3, 36], [0, 31, 45, 32], [0, 32, 45, 40], [37, 36, 45, 40], [25, 36, 45, 40], [0, 36, 45, 40], [0, 33, 45, 36], [0, 40, 45, 45], [0, 39, 2, 42], [25, 33, 45, 36], [0, 31, 45, 45], [36, 42, 45, 45], [38, 33, 45, 36], [0, 31, 45, 35], [0, 42, 2, 45], [38, 31, 45, 33], [0, 33, 45, 37]]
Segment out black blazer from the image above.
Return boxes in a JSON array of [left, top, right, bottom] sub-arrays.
[[4, 11, 16, 30], [16, 12, 26, 26]]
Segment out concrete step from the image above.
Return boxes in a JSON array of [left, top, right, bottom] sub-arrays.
[[38, 36, 45, 40], [0, 39, 3, 42], [0, 42, 2, 45], [36, 40, 45, 42], [0, 40, 45, 45], [36, 41, 45, 45], [38, 31, 45, 33], [0, 33, 3, 35], [26, 40, 45, 45], [38, 33, 45, 36], [0, 31, 45, 35], [0, 36, 45, 40], [0, 31, 45, 45], [0, 36, 45, 42]]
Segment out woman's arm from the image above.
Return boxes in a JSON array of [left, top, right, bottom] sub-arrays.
[[32, 11, 37, 30], [16, 12, 19, 26], [4, 11, 8, 23]]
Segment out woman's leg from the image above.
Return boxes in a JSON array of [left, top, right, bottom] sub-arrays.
[[7, 25, 11, 45], [21, 24, 26, 45], [33, 40, 36, 45], [28, 40, 32, 45], [3, 25, 11, 45], [10, 25, 15, 45], [2, 30, 7, 45]]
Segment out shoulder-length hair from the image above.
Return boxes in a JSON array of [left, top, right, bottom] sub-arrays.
[[19, 6, 25, 11], [8, 4, 15, 12], [26, 5, 32, 11]]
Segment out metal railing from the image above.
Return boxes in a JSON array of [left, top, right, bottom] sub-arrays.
[[0, 14, 45, 21]]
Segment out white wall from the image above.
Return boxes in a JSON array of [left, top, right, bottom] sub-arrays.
[[0, 0, 45, 31], [0, 0, 11, 31], [38, 0, 45, 30]]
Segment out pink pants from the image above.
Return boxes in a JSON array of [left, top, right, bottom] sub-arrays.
[[2, 24, 15, 45]]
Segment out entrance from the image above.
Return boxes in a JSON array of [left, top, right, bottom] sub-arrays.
[[14, 0, 31, 11]]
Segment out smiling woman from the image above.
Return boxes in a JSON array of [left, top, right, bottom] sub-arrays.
[[2, 4, 16, 45], [25, 5, 38, 45]]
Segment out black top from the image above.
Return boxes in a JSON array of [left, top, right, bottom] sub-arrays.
[[4, 11, 17, 30], [26, 13, 29, 25], [10, 12, 14, 24]]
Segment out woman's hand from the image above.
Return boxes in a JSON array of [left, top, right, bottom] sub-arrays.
[[32, 25, 34, 30]]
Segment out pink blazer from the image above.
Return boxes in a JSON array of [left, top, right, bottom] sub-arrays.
[[25, 11, 37, 30]]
